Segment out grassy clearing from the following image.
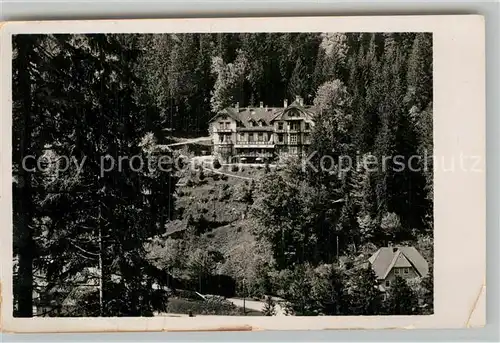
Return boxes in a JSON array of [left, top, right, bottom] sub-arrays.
[[146, 151, 272, 300]]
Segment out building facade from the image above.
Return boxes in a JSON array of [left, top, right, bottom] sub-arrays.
[[209, 96, 316, 163], [368, 246, 429, 292]]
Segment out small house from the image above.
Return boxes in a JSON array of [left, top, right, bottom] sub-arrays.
[[368, 246, 429, 292]]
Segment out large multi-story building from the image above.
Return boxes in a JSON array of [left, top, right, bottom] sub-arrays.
[[209, 96, 316, 163]]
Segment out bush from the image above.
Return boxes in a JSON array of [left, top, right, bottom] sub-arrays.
[[264, 161, 271, 173], [204, 169, 214, 178], [218, 184, 231, 201], [167, 298, 242, 316], [198, 169, 206, 181], [213, 159, 222, 169], [262, 296, 276, 316], [233, 181, 253, 203], [220, 174, 228, 181], [231, 164, 239, 172]]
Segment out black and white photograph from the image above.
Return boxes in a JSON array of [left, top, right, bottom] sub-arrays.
[[0, 14, 487, 333], [10, 30, 436, 319]]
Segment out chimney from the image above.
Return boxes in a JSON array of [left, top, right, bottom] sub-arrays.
[[283, 99, 288, 108], [296, 95, 303, 106], [235, 102, 239, 112], [259, 101, 264, 108]]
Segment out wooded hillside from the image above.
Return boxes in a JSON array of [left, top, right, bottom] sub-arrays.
[[12, 32, 433, 317]]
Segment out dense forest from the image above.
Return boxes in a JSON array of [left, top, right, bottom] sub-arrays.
[[12, 32, 433, 317]]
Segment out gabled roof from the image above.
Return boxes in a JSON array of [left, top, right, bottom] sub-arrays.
[[209, 99, 317, 129], [209, 106, 279, 128], [270, 100, 317, 122], [368, 246, 429, 279], [208, 108, 241, 124]]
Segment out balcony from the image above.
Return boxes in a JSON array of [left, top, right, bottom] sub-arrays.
[[215, 140, 234, 145], [235, 152, 274, 158], [214, 128, 233, 133], [234, 141, 274, 148]]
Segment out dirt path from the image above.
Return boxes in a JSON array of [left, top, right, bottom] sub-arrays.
[[165, 137, 211, 147]]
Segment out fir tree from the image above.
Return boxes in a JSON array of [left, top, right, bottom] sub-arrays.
[[421, 266, 434, 314], [405, 33, 433, 111], [312, 265, 348, 315], [262, 296, 277, 316], [384, 276, 418, 315], [348, 267, 383, 315]]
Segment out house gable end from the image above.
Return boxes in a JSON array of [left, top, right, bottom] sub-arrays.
[[399, 247, 429, 278], [369, 246, 428, 281], [209, 109, 236, 123], [383, 252, 414, 279]]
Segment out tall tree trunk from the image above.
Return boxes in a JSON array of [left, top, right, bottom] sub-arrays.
[[16, 38, 34, 317]]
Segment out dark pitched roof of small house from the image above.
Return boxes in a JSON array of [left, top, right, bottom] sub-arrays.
[[368, 246, 429, 279]]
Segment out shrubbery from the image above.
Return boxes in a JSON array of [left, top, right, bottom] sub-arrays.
[[213, 159, 222, 169], [167, 298, 243, 316]]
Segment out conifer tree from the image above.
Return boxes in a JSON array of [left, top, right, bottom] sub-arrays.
[[421, 266, 434, 314], [210, 51, 248, 113], [348, 267, 382, 315], [405, 33, 433, 111], [12, 34, 40, 317], [384, 276, 418, 315], [312, 265, 348, 315], [262, 296, 277, 316]]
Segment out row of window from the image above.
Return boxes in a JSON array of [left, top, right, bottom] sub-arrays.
[[238, 133, 272, 142], [384, 268, 410, 287], [219, 121, 231, 129], [219, 121, 311, 130], [395, 267, 410, 275], [276, 146, 301, 154], [277, 122, 311, 131], [233, 133, 310, 144]]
